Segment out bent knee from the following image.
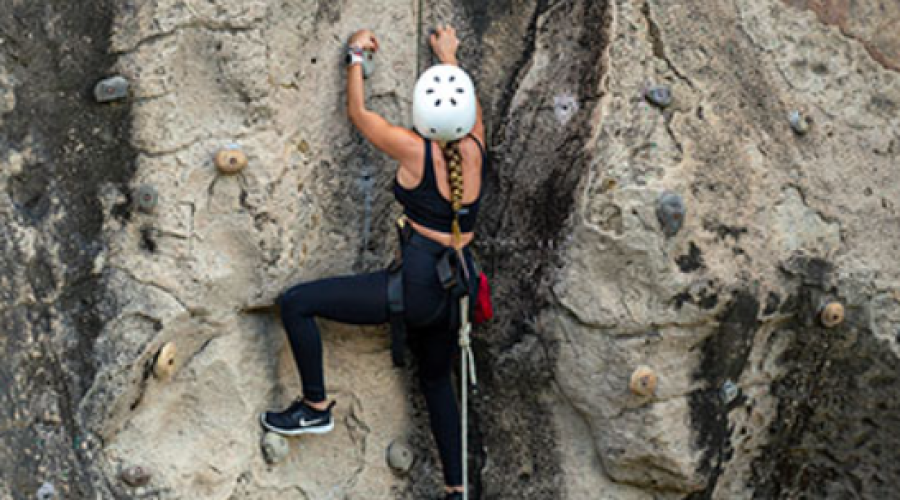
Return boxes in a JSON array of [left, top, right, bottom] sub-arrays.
[[278, 282, 317, 317]]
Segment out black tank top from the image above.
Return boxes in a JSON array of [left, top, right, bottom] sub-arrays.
[[393, 136, 486, 233]]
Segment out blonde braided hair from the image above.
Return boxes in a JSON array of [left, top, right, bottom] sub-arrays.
[[439, 140, 465, 248]]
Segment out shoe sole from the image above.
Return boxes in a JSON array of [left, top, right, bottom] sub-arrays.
[[259, 412, 334, 436]]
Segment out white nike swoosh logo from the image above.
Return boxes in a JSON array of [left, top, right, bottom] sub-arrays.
[[299, 417, 325, 427]]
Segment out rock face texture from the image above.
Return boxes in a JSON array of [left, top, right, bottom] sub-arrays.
[[1, 0, 899, 499]]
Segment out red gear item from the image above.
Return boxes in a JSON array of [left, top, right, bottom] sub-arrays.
[[474, 271, 493, 324]]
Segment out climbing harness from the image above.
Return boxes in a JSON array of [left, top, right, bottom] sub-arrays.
[[386, 216, 411, 367]]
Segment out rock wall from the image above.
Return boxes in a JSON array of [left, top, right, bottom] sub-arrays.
[[0, 0, 898, 499]]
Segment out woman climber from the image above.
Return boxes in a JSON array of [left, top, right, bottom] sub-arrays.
[[260, 26, 486, 500]]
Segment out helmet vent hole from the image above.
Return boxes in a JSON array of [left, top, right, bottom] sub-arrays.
[[449, 75, 456, 82], [435, 99, 442, 107], [434, 76, 440, 83], [430, 128, 437, 134], [450, 98, 457, 106], [456, 88, 464, 94], [426, 89, 434, 94], [456, 127, 463, 133]]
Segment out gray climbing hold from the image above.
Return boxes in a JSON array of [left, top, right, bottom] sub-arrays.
[[553, 94, 579, 126], [120, 465, 151, 487], [36, 482, 55, 500], [386, 438, 414, 474], [789, 110, 811, 135], [262, 432, 290, 464], [656, 192, 686, 237], [135, 185, 158, 214], [720, 380, 739, 405], [94, 76, 130, 103], [645, 85, 672, 108], [362, 49, 376, 79]]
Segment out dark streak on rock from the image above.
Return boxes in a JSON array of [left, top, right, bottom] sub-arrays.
[[0, 1, 136, 496], [750, 284, 900, 498], [687, 292, 760, 498], [763, 292, 781, 316], [442, 0, 613, 498], [676, 242, 705, 272]]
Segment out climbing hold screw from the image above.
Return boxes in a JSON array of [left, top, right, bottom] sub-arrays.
[[262, 432, 290, 464], [36, 482, 55, 500], [819, 302, 844, 328], [120, 465, 151, 487], [362, 49, 376, 79], [629, 366, 658, 397], [153, 342, 177, 381], [656, 191, 686, 237], [215, 144, 248, 174], [386, 438, 415, 473], [645, 85, 672, 108], [94, 76, 130, 103], [789, 110, 811, 135], [134, 185, 158, 213], [720, 380, 739, 405]]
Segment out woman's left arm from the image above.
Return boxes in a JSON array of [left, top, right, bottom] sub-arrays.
[[346, 30, 420, 162]]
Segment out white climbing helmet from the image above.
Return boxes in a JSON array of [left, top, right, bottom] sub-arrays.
[[413, 64, 476, 142]]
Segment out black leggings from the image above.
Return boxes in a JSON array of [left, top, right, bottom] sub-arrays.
[[277, 234, 476, 487]]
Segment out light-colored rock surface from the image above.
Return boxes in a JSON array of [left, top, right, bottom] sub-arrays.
[[1, 0, 899, 498], [546, 0, 900, 497]]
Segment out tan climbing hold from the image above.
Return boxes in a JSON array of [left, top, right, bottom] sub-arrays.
[[629, 366, 657, 397], [153, 342, 177, 380], [820, 302, 844, 328], [215, 146, 248, 174]]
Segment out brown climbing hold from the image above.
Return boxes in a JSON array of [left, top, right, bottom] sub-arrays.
[[629, 366, 657, 396], [153, 342, 177, 380], [215, 145, 248, 174], [120, 465, 151, 487], [600, 178, 617, 193], [820, 302, 844, 328]]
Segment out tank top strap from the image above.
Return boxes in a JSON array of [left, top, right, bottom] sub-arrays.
[[468, 134, 488, 180], [468, 134, 487, 160], [422, 138, 437, 188]]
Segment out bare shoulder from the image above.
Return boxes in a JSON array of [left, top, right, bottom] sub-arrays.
[[395, 133, 427, 187]]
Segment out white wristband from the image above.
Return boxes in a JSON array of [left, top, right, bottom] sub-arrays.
[[346, 46, 364, 66]]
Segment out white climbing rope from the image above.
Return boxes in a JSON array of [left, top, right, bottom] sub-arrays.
[[459, 295, 476, 500]]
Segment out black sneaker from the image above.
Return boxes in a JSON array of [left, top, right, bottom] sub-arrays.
[[260, 398, 335, 436], [444, 492, 463, 500]]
